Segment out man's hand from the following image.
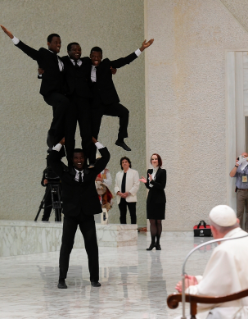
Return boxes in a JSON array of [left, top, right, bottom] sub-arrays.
[[140, 39, 154, 52], [110, 67, 117, 75], [38, 68, 44, 75], [123, 192, 130, 198], [59, 137, 65, 145], [1, 25, 14, 39], [92, 137, 97, 144], [175, 275, 198, 293], [117, 191, 125, 198], [139, 176, 147, 183], [43, 179, 48, 185]]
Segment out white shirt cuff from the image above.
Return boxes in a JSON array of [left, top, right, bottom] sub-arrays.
[[53, 143, 62, 152], [38, 74, 42, 78], [95, 142, 104, 149], [135, 48, 142, 57], [12, 36, 20, 45]]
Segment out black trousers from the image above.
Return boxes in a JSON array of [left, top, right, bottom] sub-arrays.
[[89, 102, 129, 164], [64, 96, 92, 165], [118, 198, 137, 224], [44, 92, 71, 145], [59, 213, 99, 282]]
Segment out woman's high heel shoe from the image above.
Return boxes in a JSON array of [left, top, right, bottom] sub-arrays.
[[146, 243, 156, 251], [156, 244, 161, 250]]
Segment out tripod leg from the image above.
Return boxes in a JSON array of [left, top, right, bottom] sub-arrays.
[[34, 192, 47, 222]]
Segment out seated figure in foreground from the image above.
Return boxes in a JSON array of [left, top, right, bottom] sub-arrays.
[[175, 205, 248, 319]]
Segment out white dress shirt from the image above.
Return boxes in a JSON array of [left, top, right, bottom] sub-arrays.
[[53, 142, 104, 182], [12, 36, 64, 71], [90, 48, 142, 82], [70, 58, 82, 67], [149, 166, 158, 188]]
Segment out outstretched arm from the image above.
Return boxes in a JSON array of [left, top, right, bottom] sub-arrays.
[[110, 38, 154, 69], [1, 25, 40, 61]]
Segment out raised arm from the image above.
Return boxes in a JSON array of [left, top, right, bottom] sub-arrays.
[[1, 25, 40, 61], [110, 38, 154, 69], [92, 137, 110, 176], [48, 138, 66, 178]]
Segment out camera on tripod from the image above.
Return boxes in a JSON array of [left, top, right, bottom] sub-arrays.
[[35, 165, 63, 222]]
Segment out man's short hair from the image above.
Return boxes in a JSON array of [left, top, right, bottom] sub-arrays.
[[47, 33, 60, 43], [90, 46, 102, 54], [67, 42, 80, 51], [73, 148, 85, 156], [120, 156, 131, 170]]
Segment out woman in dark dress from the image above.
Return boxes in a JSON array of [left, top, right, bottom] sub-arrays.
[[140, 153, 166, 250]]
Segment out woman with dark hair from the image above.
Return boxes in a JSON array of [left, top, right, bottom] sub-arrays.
[[140, 153, 166, 250]]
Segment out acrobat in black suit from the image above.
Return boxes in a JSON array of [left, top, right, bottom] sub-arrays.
[[48, 137, 110, 289], [87, 39, 154, 164], [1, 25, 70, 148]]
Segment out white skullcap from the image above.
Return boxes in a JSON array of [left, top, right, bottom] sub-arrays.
[[209, 205, 237, 227]]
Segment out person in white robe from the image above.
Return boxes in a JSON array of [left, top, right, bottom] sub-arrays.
[[175, 205, 248, 319]]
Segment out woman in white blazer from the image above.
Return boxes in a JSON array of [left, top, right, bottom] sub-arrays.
[[114, 157, 140, 224]]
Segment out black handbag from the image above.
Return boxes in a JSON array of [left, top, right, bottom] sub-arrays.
[[193, 220, 212, 237]]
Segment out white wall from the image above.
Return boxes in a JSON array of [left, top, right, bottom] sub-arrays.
[[144, 0, 248, 230]]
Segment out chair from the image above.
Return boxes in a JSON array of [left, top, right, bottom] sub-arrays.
[[167, 289, 248, 319]]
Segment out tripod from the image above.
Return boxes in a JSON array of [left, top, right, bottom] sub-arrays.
[[35, 182, 63, 222]]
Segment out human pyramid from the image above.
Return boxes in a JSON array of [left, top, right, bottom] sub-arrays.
[[1, 25, 154, 289]]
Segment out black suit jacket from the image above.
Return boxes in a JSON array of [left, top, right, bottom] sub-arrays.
[[88, 52, 138, 105], [145, 168, 166, 204], [15, 40, 65, 97], [61, 56, 92, 98], [48, 147, 110, 217]]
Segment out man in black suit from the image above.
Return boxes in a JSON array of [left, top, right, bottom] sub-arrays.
[[61, 42, 92, 165], [88, 39, 154, 164], [48, 137, 110, 289], [1, 25, 70, 148]]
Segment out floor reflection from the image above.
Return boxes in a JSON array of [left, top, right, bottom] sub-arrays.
[[0, 233, 214, 319]]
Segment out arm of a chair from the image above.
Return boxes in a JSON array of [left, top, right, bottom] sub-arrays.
[[167, 288, 248, 309]]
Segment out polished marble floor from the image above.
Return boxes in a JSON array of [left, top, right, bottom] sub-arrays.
[[0, 233, 216, 319]]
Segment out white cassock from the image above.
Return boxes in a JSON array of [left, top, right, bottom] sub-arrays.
[[176, 228, 248, 319]]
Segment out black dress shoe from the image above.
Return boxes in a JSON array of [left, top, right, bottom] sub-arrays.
[[146, 244, 156, 251], [115, 140, 131, 151], [91, 281, 101, 287], [57, 279, 67, 289], [156, 244, 161, 250]]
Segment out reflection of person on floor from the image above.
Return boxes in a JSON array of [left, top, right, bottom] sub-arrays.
[[115, 157, 140, 224], [229, 152, 248, 231], [175, 205, 248, 319], [88, 38, 154, 164], [140, 153, 166, 251], [40, 165, 61, 221], [1, 25, 70, 148], [48, 137, 110, 289]]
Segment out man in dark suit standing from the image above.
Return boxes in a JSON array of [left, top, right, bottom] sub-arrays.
[[61, 42, 92, 165], [88, 39, 154, 164], [1, 25, 70, 148], [48, 137, 110, 289]]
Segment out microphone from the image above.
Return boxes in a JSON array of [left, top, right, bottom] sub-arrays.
[[180, 233, 248, 319]]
